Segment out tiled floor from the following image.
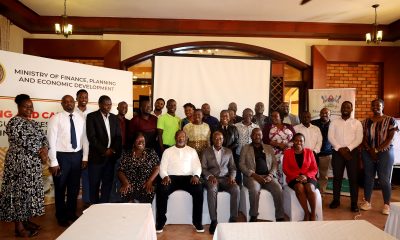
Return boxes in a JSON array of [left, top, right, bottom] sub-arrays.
[[1, 186, 399, 240]]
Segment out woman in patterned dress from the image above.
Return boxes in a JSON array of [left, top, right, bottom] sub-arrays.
[[118, 132, 160, 203], [0, 94, 49, 237], [262, 111, 295, 185], [183, 109, 211, 157], [360, 99, 399, 215]]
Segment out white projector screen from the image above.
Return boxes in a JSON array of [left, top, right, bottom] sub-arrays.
[[153, 55, 271, 119]]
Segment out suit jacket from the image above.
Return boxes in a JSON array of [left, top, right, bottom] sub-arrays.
[[239, 143, 277, 177], [201, 146, 236, 179], [86, 110, 122, 164], [213, 124, 239, 155], [282, 148, 318, 184]]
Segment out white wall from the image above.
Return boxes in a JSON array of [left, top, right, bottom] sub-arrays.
[[9, 24, 397, 65]]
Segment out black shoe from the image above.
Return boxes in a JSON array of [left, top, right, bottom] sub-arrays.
[[68, 215, 79, 223], [156, 223, 165, 233], [229, 217, 237, 223], [194, 223, 205, 233], [57, 219, 70, 227], [276, 218, 285, 222], [329, 200, 340, 209], [351, 204, 359, 212], [209, 221, 217, 234], [249, 216, 258, 222]]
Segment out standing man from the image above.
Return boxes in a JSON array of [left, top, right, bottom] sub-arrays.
[[110, 101, 129, 203], [86, 95, 122, 204], [152, 98, 165, 118], [252, 102, 270, 130], [239, 128, 284, 222], [75, 89, 92, 206], [157, 99, 181, 153], [47, 95, 88, 227], [129, 99, 158, 151], [228, 102, 243, 124], [311, 108, 333, 193], [279, 102, 300, 125], [201, 131, 239, 234], [234, 108, 259, 185], [156, 130, 204, 233], [294, 111, 322, 158], [201, 103, 219, 132], [328, 101, 363, 212]]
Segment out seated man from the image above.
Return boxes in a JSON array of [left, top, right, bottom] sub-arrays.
[[156, 130, 204, 233], [239, 128, 284, 222], [201, 131, 239, 234]]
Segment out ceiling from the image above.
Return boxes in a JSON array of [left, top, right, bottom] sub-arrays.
[[20, 0, 400, 24], [1, 0, 400, 41]]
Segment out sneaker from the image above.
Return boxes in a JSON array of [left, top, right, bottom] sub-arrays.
[[360, 201, 371, 211], [382, 204, 390, 215], [209, 221, 217, 234], [156, 223, 164, 233], [194, 223, 205, 233]]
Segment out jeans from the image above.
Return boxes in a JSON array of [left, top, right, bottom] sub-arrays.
[[362, 147, 394, 204]]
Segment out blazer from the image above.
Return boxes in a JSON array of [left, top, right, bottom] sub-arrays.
[[86, 110, 122, 164], [239, 143, 277, 177], [201, 146, 236, 179], [282, 148, 318, 184], [213, 124, 239, 154]]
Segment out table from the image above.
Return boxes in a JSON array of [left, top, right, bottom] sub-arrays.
[[57, 203, 156, 240], [213, 220, 396, 240], [385, 202, 400, 239]]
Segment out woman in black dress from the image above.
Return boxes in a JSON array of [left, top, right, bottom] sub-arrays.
[[118, 132, 160, 203], [0, 94, 49, 237]]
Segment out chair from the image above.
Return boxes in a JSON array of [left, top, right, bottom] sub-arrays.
[[239, 186, 276, 221], [283, 185, 323, 221], [202, 190, 232, 224]]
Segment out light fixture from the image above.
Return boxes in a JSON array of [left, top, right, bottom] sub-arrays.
[[365, 4, 383, 44], [55, 0, 72, 38]]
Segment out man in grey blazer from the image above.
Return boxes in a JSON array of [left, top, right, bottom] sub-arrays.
[[201, 131, 239, 234], [240, 128, 284, 222]]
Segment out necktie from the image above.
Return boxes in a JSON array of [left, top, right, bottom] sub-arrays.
[[70, 114, 77, 149]]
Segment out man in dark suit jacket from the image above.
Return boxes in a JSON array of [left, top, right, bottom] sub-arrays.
[[86, 95, 122, 203], [201, 131, 239, 234]]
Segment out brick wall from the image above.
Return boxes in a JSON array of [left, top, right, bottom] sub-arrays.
[[326, 63, 379, 120], [62, 59, 104, 67]]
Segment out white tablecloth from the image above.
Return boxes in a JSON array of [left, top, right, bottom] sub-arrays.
[[57, 203, 157, 240], [213, 220, 396, 240], [385, 202, 400, 239]]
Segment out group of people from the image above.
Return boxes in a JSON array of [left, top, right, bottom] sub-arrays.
[[0, 90, 397, 237]]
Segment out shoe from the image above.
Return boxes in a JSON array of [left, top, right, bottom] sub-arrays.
[[15, 228, 38, 238], [249, 216, 258, 222], [382, 204, 390, 215], [23, 221, 41, 231], [194, 223, 205, 233], [329, 200, 340, 209], [351, 204, 359, 212], [156, 223, 164, 233], [209, 221, 217, 234], [276, 218, 285, 222], [360, 201, 371, 211], [57, 219, 70, 227], [68, 215, 79, 223], [228, 217, 237, 223]]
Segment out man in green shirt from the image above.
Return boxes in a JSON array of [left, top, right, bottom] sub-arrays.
[[157, 99, 181, 153]]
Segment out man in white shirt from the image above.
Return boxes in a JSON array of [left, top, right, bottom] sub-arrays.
[[75, 89, 92, 206], [156, 130, 204, 233], [294, 111, 322, 156], [328, 101, 363, 212], [48, 95, 89, 227]]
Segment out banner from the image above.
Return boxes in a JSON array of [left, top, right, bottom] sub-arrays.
[[308, 88, 356, 120], [0, 50, 133, 203]]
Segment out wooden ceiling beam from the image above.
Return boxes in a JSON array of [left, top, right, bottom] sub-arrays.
[[1, 1, 399, 41]]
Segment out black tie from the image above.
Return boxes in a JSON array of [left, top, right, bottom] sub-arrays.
[[69, 114, 77, 149]]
